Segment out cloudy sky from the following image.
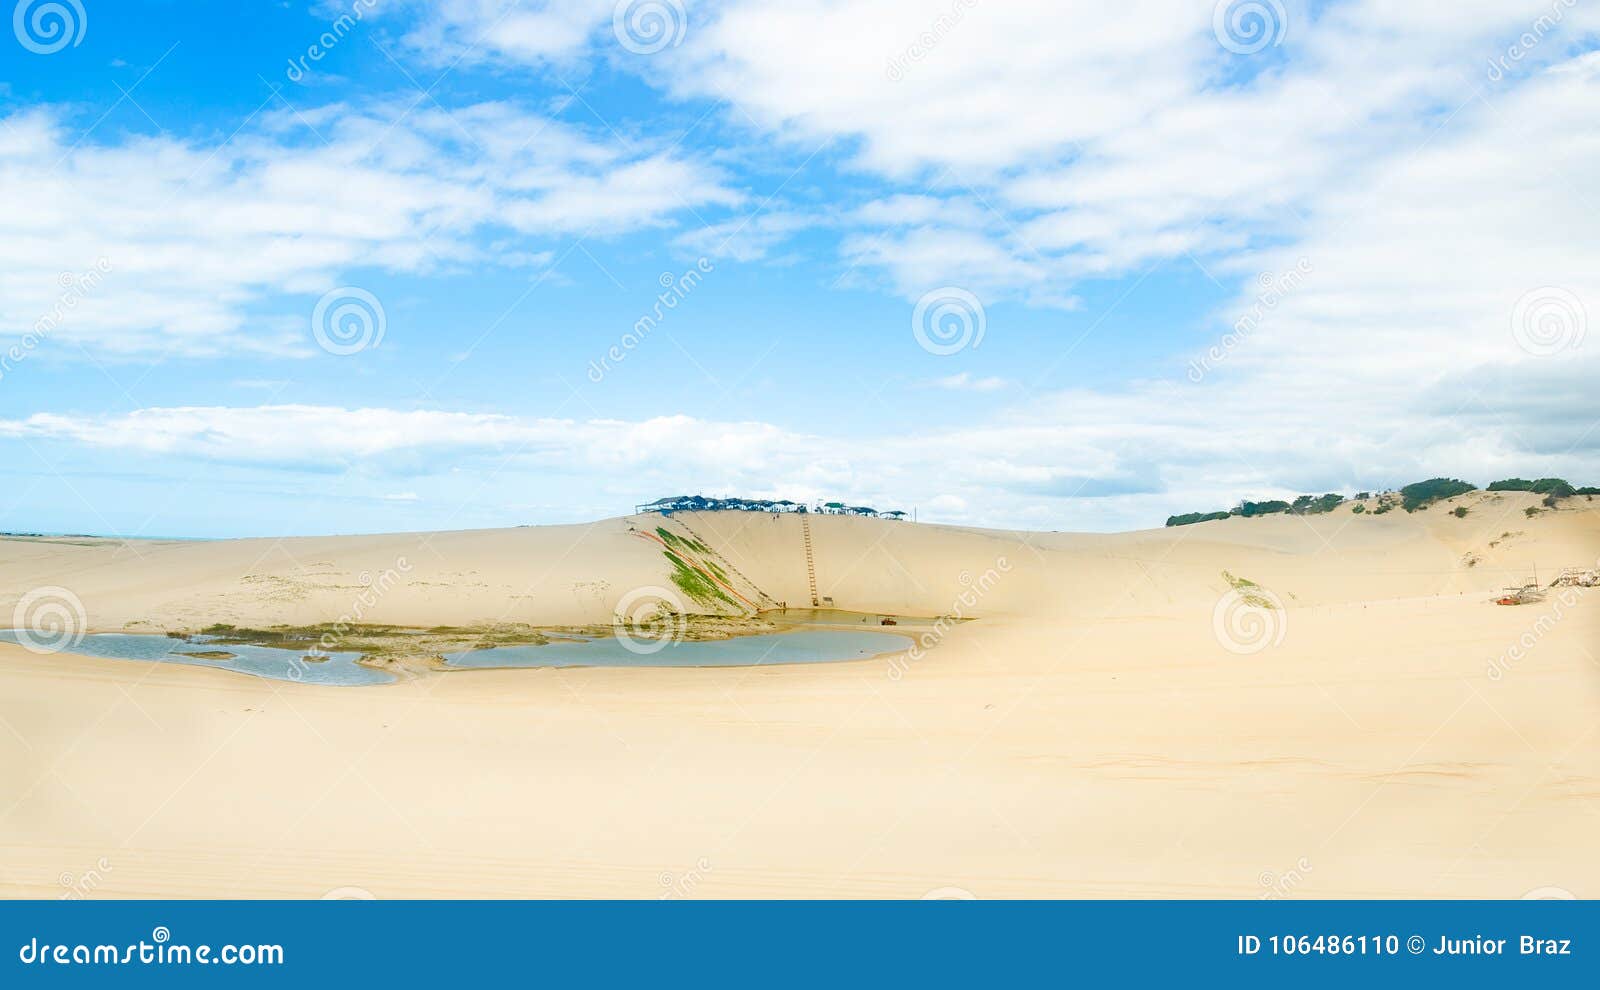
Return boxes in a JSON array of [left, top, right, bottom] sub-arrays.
[[1, 0, 1596, 537]]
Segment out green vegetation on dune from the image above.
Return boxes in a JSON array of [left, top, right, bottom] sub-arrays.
[[1398, 478, 1476, 512], [1165, 494, 1341, 527], [1221, 571, 1278, 609], [1487, 477, 1575, 497], [1234, 500, 1291, 517], [662, 549, 739, 611], [656, 526, 710, 555], [1165, 474, 1596, 528], [1292, 493, 1345, 515], [653, 525, 741, 611], [1165, 510, 1231, 527]]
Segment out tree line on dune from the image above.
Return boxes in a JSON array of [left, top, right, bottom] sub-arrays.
[[1165, 477, 1600, 528]]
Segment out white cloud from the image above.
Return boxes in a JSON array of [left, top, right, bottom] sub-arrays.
[[400, 0, 612, 67], [6, 357, 1594, 534], [0, 406, 806, 476], [839, 226, 1066, 306], [0, 99, 738, 356], [854, 194, 988, 228], [929, 372, 1009, 392], [664, 0, 1212, 177], [673, 211, 817, 262], [1206, 53, 1600, 386], [392, 2, 1600, 308], [649, 0, 1600, 301]]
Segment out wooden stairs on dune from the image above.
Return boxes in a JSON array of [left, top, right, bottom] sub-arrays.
[[801, 514, 819, 607]]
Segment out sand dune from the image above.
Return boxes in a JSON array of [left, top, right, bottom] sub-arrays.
[[2, 490, 1596, 898]]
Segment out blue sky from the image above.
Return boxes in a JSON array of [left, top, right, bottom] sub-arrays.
[[1, 0, 1596, 537]]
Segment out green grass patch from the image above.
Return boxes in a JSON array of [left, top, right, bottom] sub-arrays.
[[1222, 571, 1279, 609], [663, 550, 738, 610], [656, 527, 711, 555]]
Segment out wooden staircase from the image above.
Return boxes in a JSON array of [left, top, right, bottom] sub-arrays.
[[801, 514, 819, 607]]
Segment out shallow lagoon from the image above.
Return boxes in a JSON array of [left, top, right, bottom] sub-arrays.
[[446, 629, 913, 669], [2, 627, 912, 682], [0, 631, 392, 686]]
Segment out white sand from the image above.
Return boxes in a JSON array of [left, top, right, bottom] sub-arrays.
[[2, 491, 1596, 898]]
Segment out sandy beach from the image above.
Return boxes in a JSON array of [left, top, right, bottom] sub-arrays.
[[2, 491, 1596, 899]]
